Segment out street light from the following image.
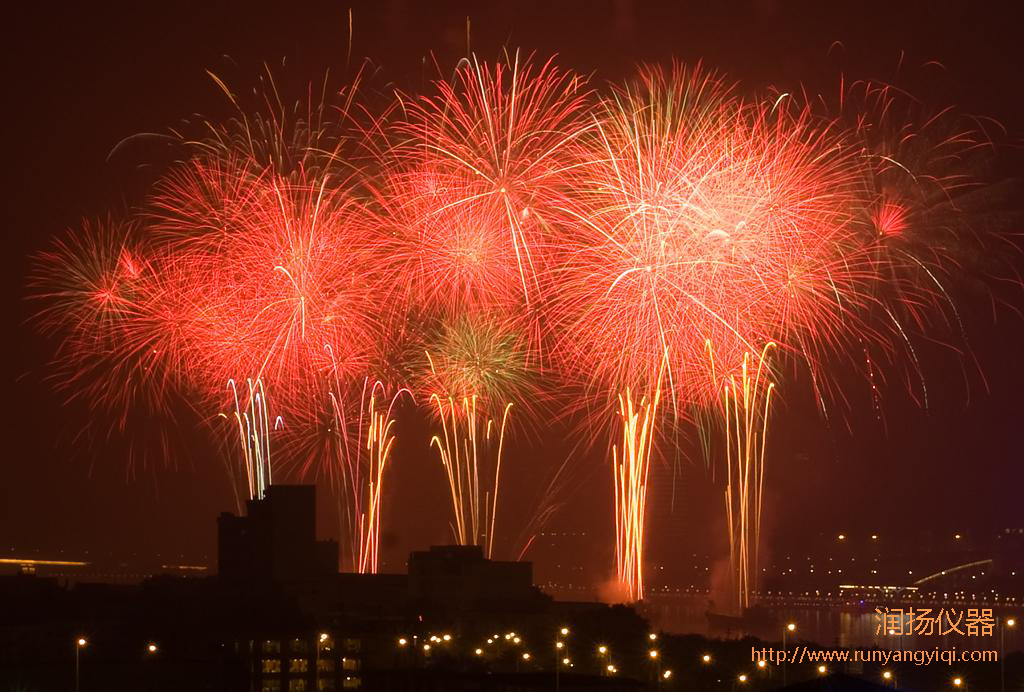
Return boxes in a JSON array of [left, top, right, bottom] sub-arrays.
[[147, 643, 158, 654], [649, 648, 661, 682], [75, 637, 87, 692], [882, 670, 895, 688], [597, 645, 609, 676], [783, 622, 796, 685], [1002, 616, 1016, 692], [818, 665, 827, 675], [555, 627, 569, 692], [702, 653, 712, 664]]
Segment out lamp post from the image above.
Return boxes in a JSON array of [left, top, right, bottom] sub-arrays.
[[75, 637, 87, 692], [782, 622, 795, 685], [597, 645, 608, 676], [953, 675, 968, 691], [1001, 616, 1016, 692], [555, 627, 569, 692], [649, 648, 661, 682]]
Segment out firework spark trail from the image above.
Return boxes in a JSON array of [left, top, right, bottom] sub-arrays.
[[322, 377, 411, 574], [429, 392, 512, 559], [416, 311, 538, 558], [707, 341, 776, 613], [612, 357, 665, 602], [224, 377, 281, 501]]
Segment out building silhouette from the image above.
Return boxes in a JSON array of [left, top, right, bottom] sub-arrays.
[[218, 485, 338, 582]]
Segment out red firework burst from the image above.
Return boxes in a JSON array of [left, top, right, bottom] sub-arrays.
[[552, 64, 870, 408]]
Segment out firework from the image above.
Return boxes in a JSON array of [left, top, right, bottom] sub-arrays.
[[612, 360, 665, 602], [28, 54, 1014, 603], [823, 77, 1009, 416], [430, 394, 513, 559], [417, 313, 538, 557], [222, 377, 281, 501], [707, 341, 776, 613], [383, 52, 593, 315], [554, 64, 868, 599], [285, 358, 411, 573]]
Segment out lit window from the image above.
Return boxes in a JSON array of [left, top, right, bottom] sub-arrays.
[[261, 659, 282, 674], [289, 658, 309, 673], [261, 681, 282, 692], [317, 681, 336, 691], [342, 677, 361, 689], [291, 639, 309, 654], [317, 658, 334, 673], [288, 681, 307, 692], [262, 640, 282, 654], [342, 658, 360, 672]]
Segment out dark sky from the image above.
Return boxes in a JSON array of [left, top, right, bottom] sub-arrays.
[[2, 1, 1023, 579]]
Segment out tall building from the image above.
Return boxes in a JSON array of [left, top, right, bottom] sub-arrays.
[[218, 485, 338, 581]]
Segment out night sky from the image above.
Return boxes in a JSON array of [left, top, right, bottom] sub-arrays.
[[3, 1, 1023, 579]]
